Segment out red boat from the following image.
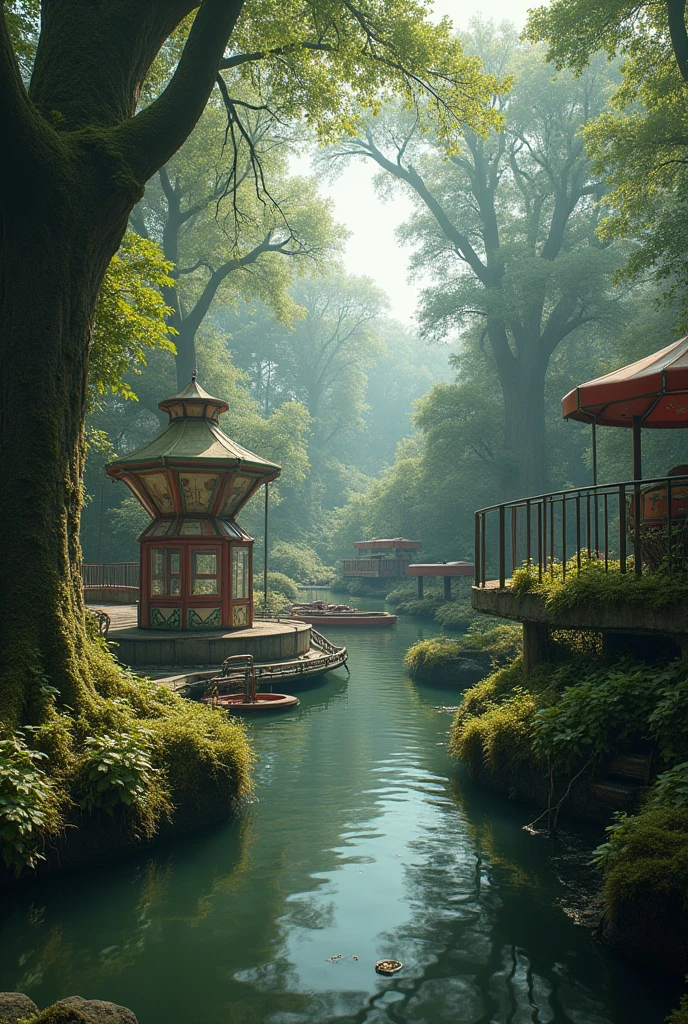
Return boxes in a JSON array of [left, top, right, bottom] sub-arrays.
[[290, 602, 396, 627]]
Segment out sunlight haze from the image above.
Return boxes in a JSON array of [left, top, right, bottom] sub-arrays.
[[311, 0, 539, 324]]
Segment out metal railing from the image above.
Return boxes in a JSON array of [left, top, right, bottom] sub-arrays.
[[474, 474, 688, 588], [82, 562, 140, 588], [341, 558, 409, 577]]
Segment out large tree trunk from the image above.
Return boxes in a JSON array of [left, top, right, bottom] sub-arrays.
[[174, 324, 198, 390], [0, 182, 131, 725], [0, 0, 244, 726], [501, 356, 549, 499]]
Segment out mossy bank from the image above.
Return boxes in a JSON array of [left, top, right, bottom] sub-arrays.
[[448, 630, 688, 977], [0, 621, 253, 884]]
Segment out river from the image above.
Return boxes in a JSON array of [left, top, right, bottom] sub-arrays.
[[0, 593, 680, 1023]]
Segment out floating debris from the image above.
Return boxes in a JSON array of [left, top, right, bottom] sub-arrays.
[[375, 959, 403, 975], [326, 953, 359, 964]]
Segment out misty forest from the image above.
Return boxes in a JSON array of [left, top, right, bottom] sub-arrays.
[[3, 2, 688, 1023]]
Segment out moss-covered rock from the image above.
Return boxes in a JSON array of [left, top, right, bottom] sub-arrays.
[[597, 807, 688, 976], [0, 994, 137, 1024], [405, 625, 522, 686], [0, 992, 39, 1023]]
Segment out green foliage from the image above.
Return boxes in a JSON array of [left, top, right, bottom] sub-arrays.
[[78, 723, 160, 818], [0, 639, 253, 876], [452, 686, 538, 777], [269, 541, 334, 584], [253, 588, 292, 616], [433, 599, 476, 631], [456, 624, 523, 665], [531, 661, 662, 772], [449, 645, 688, 818], [404, 636, 468, 673], [512, 557, 688, 615], [265, 572, 300, 601], [667, 992, 688, 1024], [527, 0, 688, 325], [90, 233, 176, 404], [0, 731, 59, 876], [595, 805, 688, 916], [650, 763, 688, 811]]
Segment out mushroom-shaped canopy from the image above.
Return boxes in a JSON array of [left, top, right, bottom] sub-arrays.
[[562, 335, 688, 428], [106, 377, 280, 520]]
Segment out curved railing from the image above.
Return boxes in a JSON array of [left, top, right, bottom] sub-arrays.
[[82, 562, 140, 588], [474, 474, 688, 588]]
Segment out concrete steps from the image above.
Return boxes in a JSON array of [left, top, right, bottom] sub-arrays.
[[591, 751, 655, 813]]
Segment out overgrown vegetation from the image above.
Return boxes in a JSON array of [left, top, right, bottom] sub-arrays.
[[0, 627, 253, 878], [449, 630, 688, 973], [512, 557, 688, 614], [404, 624, 521, 684]]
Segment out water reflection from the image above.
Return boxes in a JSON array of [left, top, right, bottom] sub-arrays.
[[0, 600, 680, 1023]]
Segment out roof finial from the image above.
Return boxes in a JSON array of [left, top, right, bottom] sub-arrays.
[[192, 368, 197, 383]]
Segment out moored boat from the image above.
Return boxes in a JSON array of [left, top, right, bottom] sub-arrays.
[[290, 601, 396, 627]]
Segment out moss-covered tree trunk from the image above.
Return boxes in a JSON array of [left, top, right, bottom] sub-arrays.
[[0, 0, 244, 726], [0, 182, 131, 723]]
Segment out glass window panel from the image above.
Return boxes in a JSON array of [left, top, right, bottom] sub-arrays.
[[151, 578, 166, 596], [193, 578, 217, 596], [232, 547, 249, 599], [179, 473, 218, 513], [170, 552, 180, 574], [152, 550, 166, 576], [170, 577, 181, 596], [195, 553, 216, 575]]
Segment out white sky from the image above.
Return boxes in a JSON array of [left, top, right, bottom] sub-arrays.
[[302, 0, 537, 324]]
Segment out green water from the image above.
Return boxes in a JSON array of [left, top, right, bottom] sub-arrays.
[[0, 596, 679, 1023]]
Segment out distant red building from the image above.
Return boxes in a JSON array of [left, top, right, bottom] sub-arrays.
[[342, 538, 422, 578]]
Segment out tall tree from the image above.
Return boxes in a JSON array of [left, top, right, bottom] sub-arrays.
[[132, 105, 339, 390], [0, 0, 499, 723], [330, 24, 621, 496], [528, 0, 688, 324]]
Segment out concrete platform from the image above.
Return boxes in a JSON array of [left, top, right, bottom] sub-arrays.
[[91, 604, 311, 667], [472, 581, 688, 638]]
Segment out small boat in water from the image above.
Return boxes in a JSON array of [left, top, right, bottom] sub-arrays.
[[290, 601, 396, 627]]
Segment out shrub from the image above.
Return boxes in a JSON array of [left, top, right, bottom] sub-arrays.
[[455, 624, 523, 665], [433, 599, 476, 630], [266, 571, 299, 601], [512, 556, 688, 615], [0, 731, 60, 875], [0, 635, 254, 876], [253, 588, 291, 616], [595, 806, 688, 917], [78, 723, 163, 824], [269, 542, 334, 584]]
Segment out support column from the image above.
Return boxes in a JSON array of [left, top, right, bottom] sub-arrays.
[[443, 576, 452, 601], [523, 621, 548, 673], [417, 576, 424, 599]]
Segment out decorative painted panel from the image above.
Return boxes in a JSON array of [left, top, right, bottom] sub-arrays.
[[142, 472, 175, 513], [188, 607, 221, 629], [179, 473, 218, 512], [221, 475, 254, 516], [180, 519, 216, 536], [231, 604, 249, 627], [150, 607, 181, 628]]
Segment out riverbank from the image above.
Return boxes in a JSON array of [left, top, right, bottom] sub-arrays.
[[445, 630, 688, 978], [0, 629, 253, 885]]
